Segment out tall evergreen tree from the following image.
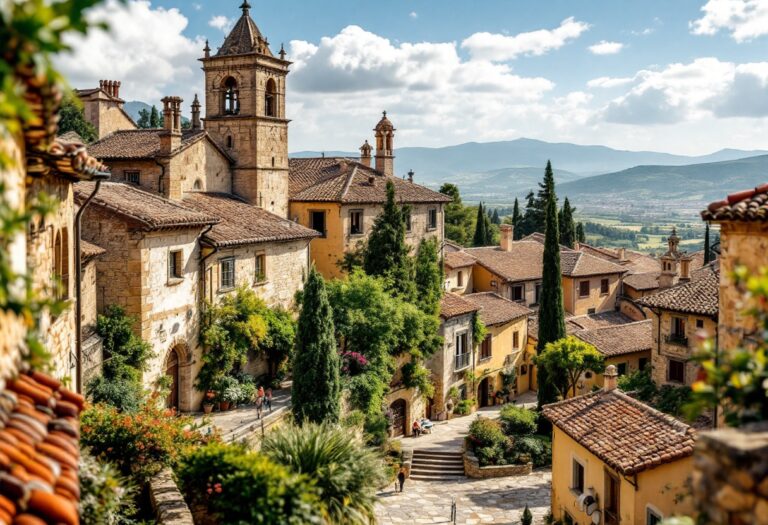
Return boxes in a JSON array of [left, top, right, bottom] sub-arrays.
[[576, 222, 586, 243], [560, 197, 576, 248], [703, 223, 711, 264], [414, 238, 444, 316], [149, 105, 162, 128], [511, 198, 522, 240], [292, 267, 341, 424], [537, 165, 566, 409], [364, 180, 415, 300], [520, 191, 537, 237], [529, 161, 556, 234], [473, 203, 489, 247], [491, 208, 500, 225], [137, 108, 151, 128]]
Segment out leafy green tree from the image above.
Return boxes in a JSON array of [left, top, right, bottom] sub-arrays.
[[136, 108, 150, 128], [704, 223, 712, 264], [537, 163, 566, 408], [364, 180, 415, 300], [576, 222, 586, 243], [58, 91, 97, 142], [440, 183, 472, 245], [535, 336, 604, 399], [262, 422, 387, 524], [261, 307, 296, 380], [292, 267, 341, 424], [414, 238, 443, 316], [559, 197, 576, 248]]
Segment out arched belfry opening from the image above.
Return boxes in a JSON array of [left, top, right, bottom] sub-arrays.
[[265, 78, 277, 117], [223, 76, 239, 115]]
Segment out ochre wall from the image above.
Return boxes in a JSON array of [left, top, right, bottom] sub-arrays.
[[566, 274, 621, 315], [289, 202, 345, 279], [475, 317, 527, 403]]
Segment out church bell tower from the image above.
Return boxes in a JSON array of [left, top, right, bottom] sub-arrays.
[[200, 1, 291, 216]]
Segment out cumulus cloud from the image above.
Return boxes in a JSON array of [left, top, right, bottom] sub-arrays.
[[587, 76, 634, 88], [690, 0, 768, 42], [56, 0, 204, 108], [461, 17, 590, 61], [588, 40, 624, 55], [409, 11, 418, 19], [209, 15, 234, 33]]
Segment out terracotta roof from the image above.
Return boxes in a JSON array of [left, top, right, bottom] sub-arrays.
[[0, 369, 85, 523], [183, 192, 319, 246], [568, 311, 635, 330], [215, 4, 273, 57], [702, 183, 768, 222], [445, 250, 476, 269], [637, 266, 719, 316], [289, 158, 451, 204], [574, 320, 652, 357], [440, 293, 479, 319], [26, 138, 110, 182], [81, 239, 106, 262], [624, 272, 661, 291], [528, 314, 583, 341], [463, 292, 532, 326], [560, 250, 627, 277], [577, 243, 621, 262], [75, 182, 219, 232], [543, 389, 696, 475], [87, 129, 231, 162]]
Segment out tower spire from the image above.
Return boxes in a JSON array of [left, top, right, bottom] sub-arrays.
[[240, 1, 251, 15]]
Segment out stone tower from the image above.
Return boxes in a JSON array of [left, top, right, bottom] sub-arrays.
[[374, 111, 395, 177], [658, 227, 693, 288], [200, 1, 290, 216]]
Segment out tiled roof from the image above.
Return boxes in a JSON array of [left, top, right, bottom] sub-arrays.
[[27, 138, 110, 182], [637, 266, 719, 316], [183, 192, 319, 246], [440, 293, 479, 319], [215, 5, 273, 57], [624, 272, 661, 291], [81, 239, 106, 262], [574, 320, 652, 357], [75, 182, 219, 232], [568, 311, 635, 331], [289, 158, 451, 204], [561, 250, 627, 277], [445, 250, 476, 269], [87, 129, 227, 161], [702, 183, 768, 221], [463, 292, 532, 326], [528, 314, 583, 341], [543, 389, 696, 475], [0, 370, 85, 523]]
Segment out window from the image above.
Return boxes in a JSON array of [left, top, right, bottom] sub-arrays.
[[226, 135, 233, 149], [480, 335, 492, 360], [349, 210, 363, 235], [511, 284, 524, 302], [579, 280, 590, 298], [696, 319, 704, 329], [125, 171, 140, 185], [265, 78, 277, 117], [168, 250, 183, 280], [639, 357, 649, 371], [255, 254, 266, 283], [455, 332, 469, 370], [457, 271, 464, 287], [668, 359, 685, 383], [646, 507, 663, 525], [427, 208, 438, 230], [668, 316, 688, 345], [223, 77, 239, 115], [513, 331, 520, 349], [310, 211, 326, 237], [601, 278, 610, 295], [588, 308, 596, 315], [405, 211, 412, 232], [571, 459, 585, 493], [193, 178, 202, 190], [617, 362, 627, 376], [520, 364, 528, 376], [220, 257, 235, 290], [534, 283, 542, 305], [605, 470, 621, 525]]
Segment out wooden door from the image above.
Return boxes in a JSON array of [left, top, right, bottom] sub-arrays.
[[478, 377, 490, 407], [166, 349, 179, 410], [390, 399, 406, 437]]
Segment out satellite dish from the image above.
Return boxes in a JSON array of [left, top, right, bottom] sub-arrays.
[[577, 493, 588, 511], [586, 501, 598, 516], [591, 510, 602, 525]]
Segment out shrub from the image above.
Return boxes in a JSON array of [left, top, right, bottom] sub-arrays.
[[238, 381, 256, 405], [511, 435, 552, 467], [521, 505, 533, 525], [656, 385, 692, 417], [468, 418, 507, 449], [363, 411, 389, 447], [86, 375, 143, 413], [79, 450, 137, 525], [177, 442, 322, 525], [454, 398, 474, 415], [618, 366, 657, 402], [81, 398, 212, 483], [500, 405, 537, 435], [261, 422, 388, 524], [342, 410, 366, 428], [476, 445, 505, 467]]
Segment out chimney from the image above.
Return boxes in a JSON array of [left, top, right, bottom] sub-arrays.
[[113, 81, 121, 99], [573, 241, 580, 251], [159, 96, 182, 154], [408, 170, 414, 183], [618, 247, 626, 262], [500, 224, 513, 252], [679, 259, 691, 281], [359, 140, 372, 168], [191, 94, 202, 130], [604, 365, 618, 391]]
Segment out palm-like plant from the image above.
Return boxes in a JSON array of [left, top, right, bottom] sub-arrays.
[[261, 422, 387, 524]]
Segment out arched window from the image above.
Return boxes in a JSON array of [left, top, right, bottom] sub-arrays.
[[223, 77, 239, 115], [193, 178, 202, 190], [265, 78, 277, 117]]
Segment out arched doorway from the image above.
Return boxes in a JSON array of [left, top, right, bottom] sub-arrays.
[[477, 377, 491, 408], [165, 348, 180, 410], [390, 399, 407, 437]]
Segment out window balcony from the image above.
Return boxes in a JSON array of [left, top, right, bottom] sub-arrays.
[[455, 353, 470, 371], [665, 334, 689, 346]]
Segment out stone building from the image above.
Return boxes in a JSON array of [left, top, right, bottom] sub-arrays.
[[444, 242, 476, 294], [75, 80, 137, 139]]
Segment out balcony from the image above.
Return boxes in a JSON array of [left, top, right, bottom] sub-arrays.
[[665, 334, 689, 346], [455, 353, 470, 371]]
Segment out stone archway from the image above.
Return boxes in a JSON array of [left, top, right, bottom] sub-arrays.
[[165, 348, 180, 410], [164, 340, 192, 412], [477, 377, 491, 408]]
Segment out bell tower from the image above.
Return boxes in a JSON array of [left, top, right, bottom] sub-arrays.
[[200, 1, 291, 216], [374, 111, 395, 177]]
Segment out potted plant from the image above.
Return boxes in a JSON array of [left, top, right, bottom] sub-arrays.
[[203, 390, 215, 414], [217, 376, 239, 411]]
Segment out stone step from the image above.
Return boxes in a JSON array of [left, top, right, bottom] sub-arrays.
[[409, 473, 465, 481], [410, 468, 465, 477], [412, 459, 464, 468], [413, 450, 463, 459]]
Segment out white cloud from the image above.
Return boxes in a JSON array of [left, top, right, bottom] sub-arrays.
[[461, 17, 590, 61], [409, 11, 418, 19], [690, 0, 768, 42], [56, 0, 204, 111], [588, 40, 624, 55], [631, 27, 654, 36], [209, 15, 234, 33], [587, 76, 634, 88], [192, 3, 202, 10]]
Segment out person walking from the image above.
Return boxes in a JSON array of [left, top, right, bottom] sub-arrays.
[[256, 386, 265, 419], [265, 387, 273, 412], [397, 467, 406, 493]]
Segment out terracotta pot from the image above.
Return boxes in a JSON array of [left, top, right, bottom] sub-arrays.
[[203, 403, 213, 414], [219, 401, 230, 411]]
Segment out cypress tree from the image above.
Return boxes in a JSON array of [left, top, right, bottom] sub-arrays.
[[292, 267, 341, 424], [576, 222, 586, 243], [473, 203, 488, 247], [149, 105, 162, 128], [364, 180, 415, 300], [414, 238, 443, 316], [491, 208, 500, 225], [703, 223, 711, 264], [511, 198, 522, 240], [537, 164, 566, 409], [560, 197, 576, 249], [521, 191, 537, 237], [531, 161, 556, 234]]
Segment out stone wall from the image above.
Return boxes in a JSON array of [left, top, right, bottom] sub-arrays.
[[149, 468, 194, 525], [80, 92, 136, 139], [464, 448, 532, 479], [649, 311, 715, 387], [692, 424, 768, 525], [429, 313, 475, 420]]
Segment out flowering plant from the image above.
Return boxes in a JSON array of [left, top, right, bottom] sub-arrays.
[[341, 351, 369, 375]]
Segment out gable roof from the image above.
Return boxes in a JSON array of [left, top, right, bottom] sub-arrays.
[[440, 293, 480, 319], [81, 239, 106, 263], [88, 129, 233, 163], [445, 250, 476, 269], [703, 182, 768, 222], [637, 265, 719, 316], [183, 192, 319, 246], [75, 182, 218, 232], [574, 320, 652, 357], [463, 292, 532, 326], [561, 250, 628, 277], [289, 157, 451, 204], [624, 272, 661, 291], [543, 389, 696, 475]]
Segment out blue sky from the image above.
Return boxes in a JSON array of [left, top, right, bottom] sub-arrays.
[[57, 0, 768, 154]]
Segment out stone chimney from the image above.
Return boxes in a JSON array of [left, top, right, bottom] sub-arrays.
[[618, 247, 626, 262], [604, 365, 618, 391], [191, 94, 201, 130], [500, 224, 514, 252], [100, 80, 122, 99], [408, 170, 414, 183], [160, 96, 182, 154], [359, 140, 372, 168], [679, 258, 691, 282], [573, 241, 580, 251]]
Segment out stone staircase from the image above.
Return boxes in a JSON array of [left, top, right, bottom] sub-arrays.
[[410, 449, 465, 481]]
